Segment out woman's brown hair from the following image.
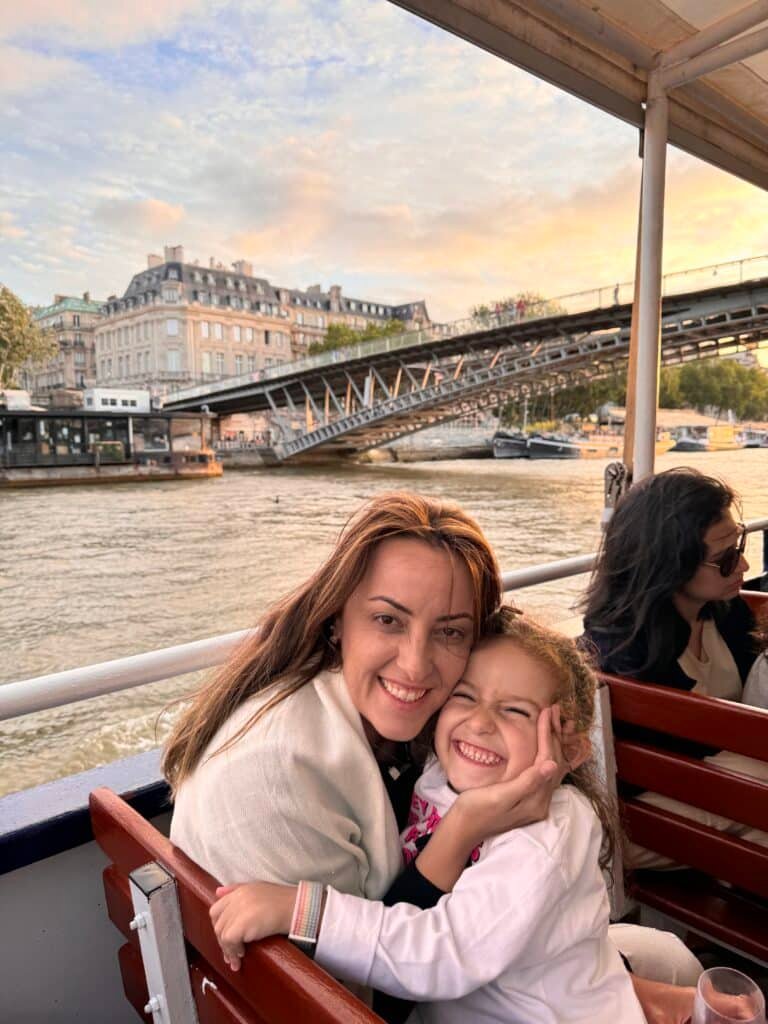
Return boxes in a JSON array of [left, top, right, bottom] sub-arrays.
[[163, 491, 502, 792]]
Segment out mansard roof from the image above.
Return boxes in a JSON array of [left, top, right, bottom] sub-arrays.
[[112, 260, 429, 322]]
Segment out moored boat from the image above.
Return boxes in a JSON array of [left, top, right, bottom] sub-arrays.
[[0, 407, 222, 487], [672, 424, 744, 453], [492, 430, 529, 458]]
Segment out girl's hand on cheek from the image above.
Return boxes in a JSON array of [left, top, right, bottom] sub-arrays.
[[450, 707, 566, 847], [209, 882, 297, 971]]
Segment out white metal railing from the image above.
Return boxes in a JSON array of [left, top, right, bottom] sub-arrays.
[[2, 518, 767, 723]]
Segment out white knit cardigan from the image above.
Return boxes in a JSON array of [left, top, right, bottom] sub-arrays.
[[170, 669, 403, 896]]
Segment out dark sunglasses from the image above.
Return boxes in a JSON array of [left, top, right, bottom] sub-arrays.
[[701, 523, 747, 578]]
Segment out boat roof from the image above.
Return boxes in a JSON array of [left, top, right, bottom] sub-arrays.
[[393, 1, 768, 191]]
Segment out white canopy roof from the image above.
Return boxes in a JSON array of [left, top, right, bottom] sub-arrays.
[[393, 0, 768, 190]]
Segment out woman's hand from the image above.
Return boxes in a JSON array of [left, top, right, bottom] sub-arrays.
[[209, 882, 297, 971], [415, 706, 570, 891], [630, 976, 695, 1024]]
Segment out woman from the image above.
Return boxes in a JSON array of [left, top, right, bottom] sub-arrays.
[[165, 491, 700, 1022], [582, 467, 768, 864], [583, 467, 755, 692]]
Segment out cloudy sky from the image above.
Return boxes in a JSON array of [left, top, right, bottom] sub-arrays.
[[3, 0, 768, 321]]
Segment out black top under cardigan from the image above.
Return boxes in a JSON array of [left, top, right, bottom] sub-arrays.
[[582, 596, 757, 759], [583, 596, 756, 690]]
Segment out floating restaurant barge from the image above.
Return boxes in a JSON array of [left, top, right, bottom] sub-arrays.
[[0, 408, 222, 487]]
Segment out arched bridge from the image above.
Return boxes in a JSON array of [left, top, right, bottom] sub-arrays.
[[164, 278, 768, 461]]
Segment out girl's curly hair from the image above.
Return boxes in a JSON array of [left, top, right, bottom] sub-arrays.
[[415, 606, 621, 876]]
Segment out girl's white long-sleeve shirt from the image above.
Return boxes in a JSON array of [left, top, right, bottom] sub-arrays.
[[315, 759, 647, 1024]]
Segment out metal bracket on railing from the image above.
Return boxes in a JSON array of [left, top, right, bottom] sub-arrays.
[[129, 861, 199, 1023], [602, 461, 632, 529]]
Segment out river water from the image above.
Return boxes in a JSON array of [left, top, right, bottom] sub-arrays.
[[3, 449, 768, 797]]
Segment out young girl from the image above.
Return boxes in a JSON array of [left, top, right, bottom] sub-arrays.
[[210, 611, 646, 1024]]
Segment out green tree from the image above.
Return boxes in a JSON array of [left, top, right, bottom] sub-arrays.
[[658, 366, 684, 408], [308, 318, 405, 355], [471, 291, 566, 321], [672, 359, 768, 419], [0, 286, 56, 387]]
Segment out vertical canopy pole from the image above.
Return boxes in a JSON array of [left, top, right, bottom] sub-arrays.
[[633, 73, 668, 481], [621, 165, 644, 474]]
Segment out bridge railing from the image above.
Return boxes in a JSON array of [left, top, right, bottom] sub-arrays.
[[164, 252, 768, 406]]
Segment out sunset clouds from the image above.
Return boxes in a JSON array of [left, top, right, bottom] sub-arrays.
[[3, 0, 768, 318]]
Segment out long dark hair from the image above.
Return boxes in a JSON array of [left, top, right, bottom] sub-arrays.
[[582, 468, 735, 676]]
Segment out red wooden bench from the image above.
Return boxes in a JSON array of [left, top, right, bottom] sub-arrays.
[[90, 786, 384, 1023], [602, 589, 768, 964]]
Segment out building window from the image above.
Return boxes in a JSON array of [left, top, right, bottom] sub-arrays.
[[167, 349, 181, 372], [215, 352, 225, 374], [163, 289, 177, 303], [202, 351, 212, 374], [247, 355, 256, 372], [245, 327, 254, 342], [201, 321, 210, 339], [74, 350, 85, 365], [166, 318, 179, 336], [143, 322, 150, 340], [214, 322, 222, 340], [168, 268, 179, 280], [235, 354, 243, 375], [233, 325, 241, 342], [73, 314, 80, 326]]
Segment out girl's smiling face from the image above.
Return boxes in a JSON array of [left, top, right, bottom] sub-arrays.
[[434, 636, 559, 792]]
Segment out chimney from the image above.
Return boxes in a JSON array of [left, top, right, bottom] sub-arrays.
[[329, 284, 342, 312], [54, 294, 66, 304], [209, 257, 216, 269], [306, 284, 322, 294], [147, 253, 162, 268], [164, 244, 184, 264], [233, 259, 253, 277], [82, 291, 90, 302]]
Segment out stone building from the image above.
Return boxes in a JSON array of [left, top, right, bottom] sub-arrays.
[[22, 294, 104, 402], [94, 245, 430, 390]]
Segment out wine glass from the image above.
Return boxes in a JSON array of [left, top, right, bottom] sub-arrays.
[[692, 967, 766, 1024]]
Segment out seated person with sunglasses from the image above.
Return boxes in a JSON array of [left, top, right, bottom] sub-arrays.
[[581, 467, 767, 867]]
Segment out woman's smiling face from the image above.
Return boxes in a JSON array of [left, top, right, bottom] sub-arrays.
[[337, 537, 475, 744], [434, 636, 559, 791]]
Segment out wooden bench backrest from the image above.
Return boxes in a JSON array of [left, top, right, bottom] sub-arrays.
[[596, 590, 768, 961], [90, 786, 383, 1024]]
